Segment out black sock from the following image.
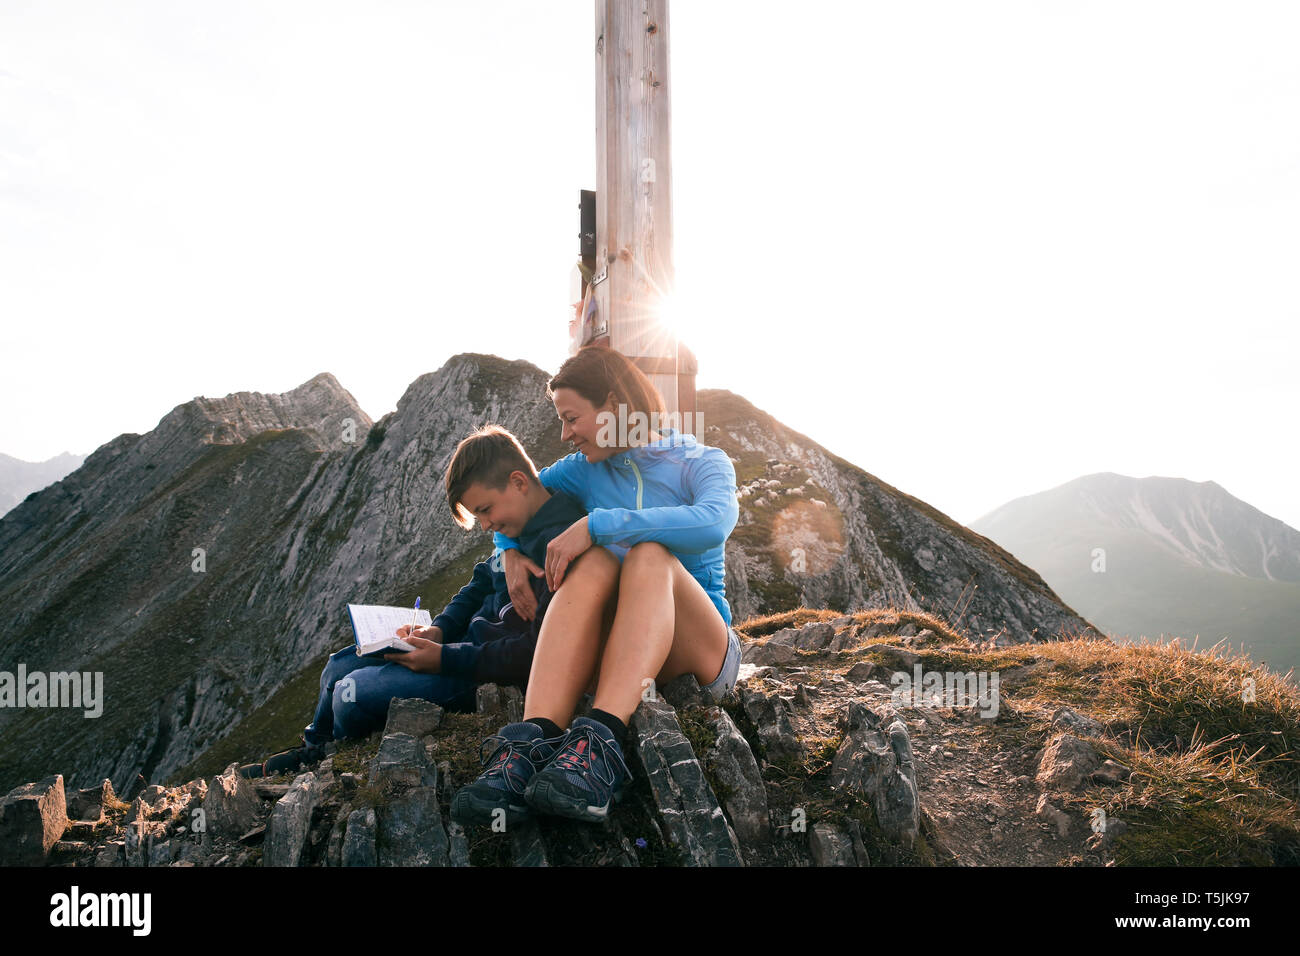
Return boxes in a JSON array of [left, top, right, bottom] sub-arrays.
[[526, 717, 564, 740], [587, 708, 627, 741]]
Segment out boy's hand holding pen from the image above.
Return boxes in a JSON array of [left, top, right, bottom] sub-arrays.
[[395, 598, 443, 642], [396, 624, 441, 642], [388, 597, 443, 674]]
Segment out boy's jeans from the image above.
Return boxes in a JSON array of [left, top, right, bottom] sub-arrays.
[[304, 645, 478, 745]]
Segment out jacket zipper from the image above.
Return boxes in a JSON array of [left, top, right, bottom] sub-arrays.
[[625, 457, 644, 510]]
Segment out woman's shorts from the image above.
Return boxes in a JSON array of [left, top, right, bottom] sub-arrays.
[[702, 627, 743, 702]]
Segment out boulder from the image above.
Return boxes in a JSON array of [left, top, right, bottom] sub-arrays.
[[740, 688, 804, 763], [0, 775, 69, 865], [699, 707, 769, 845], [94, 841, 125, 868], [67, 779, 116, 822], [263, 772, 322, 867], [342, 807, 378, 867], [1036, 734, 1102, 792], [790, 622, 836, 651], [829, 626, 864, 653], [846, 660, 879, 683], [147, 838, 175, 866], [325, 805, 350, 867], [203, 764, 265, 838], [123, 817, 168, 867], [377, 787, 449, 866], [383, 697, 444, 738], [369, 732, 436, 791], [629, 698, 743, 866], [830, 702, 920, 848]]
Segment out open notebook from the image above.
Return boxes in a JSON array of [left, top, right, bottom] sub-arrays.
[[347, 604, 431, 658]]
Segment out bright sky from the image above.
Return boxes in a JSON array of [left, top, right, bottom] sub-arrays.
[[2, 1, 1297, 532]]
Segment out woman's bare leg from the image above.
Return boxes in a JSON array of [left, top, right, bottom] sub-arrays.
[[522, 546, 620, 727], [591, 542, 729, 723]]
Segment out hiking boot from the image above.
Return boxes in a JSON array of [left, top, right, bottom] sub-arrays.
[[450, 722, 561, 827], [238, 736, 331, 779], [524, 716, 631, 822]]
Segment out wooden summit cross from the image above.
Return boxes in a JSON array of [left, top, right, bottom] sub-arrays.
[[573, 0, 697, 424]]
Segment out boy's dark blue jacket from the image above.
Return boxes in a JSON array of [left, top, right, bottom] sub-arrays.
[[432, 490, 585, 688]]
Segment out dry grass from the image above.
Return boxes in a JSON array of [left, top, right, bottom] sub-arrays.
[[738, 607, 1300, 864], [988, 633, 1299, 864], [736, 605, 961, 643]]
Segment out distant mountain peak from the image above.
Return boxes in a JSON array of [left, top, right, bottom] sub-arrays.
[[971, 472, 1300, 679], [156, 373, 374, 451]]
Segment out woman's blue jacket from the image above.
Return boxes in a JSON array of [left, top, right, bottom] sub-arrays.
[[493, 429, 739, 626]]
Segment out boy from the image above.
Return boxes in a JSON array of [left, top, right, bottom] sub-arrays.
[[240, 424, 586, 778]]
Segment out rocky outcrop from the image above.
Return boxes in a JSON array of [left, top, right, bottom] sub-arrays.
[[830, 701, 920, 847], [629, 698, 743, 867], [202, 766, 263, 839], [264, 772, 324, 867], [8, 609, 1280, 867], [697, 706, 768, 846], [341, 808, 378, 867]]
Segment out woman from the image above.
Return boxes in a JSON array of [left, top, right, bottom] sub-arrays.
[[450, 346, 741, 825]]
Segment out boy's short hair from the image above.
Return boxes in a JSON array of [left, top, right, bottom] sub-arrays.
[[444, 424, 541, 529]]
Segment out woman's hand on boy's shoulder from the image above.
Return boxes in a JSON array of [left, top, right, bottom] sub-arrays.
[[386, 635, 441, 673], [545, 515, 593, 591]]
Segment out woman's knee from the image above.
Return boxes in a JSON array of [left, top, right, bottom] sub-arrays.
[[623, 541, 672, 573], [569, 545, 621, 590]]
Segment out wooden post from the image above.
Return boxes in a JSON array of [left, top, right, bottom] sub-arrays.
[[590, 0, 696, 424]]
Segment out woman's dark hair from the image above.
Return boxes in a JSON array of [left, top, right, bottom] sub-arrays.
[[548, 346, 666, 425]]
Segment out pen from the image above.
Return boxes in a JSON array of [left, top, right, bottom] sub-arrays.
[[408, 596, 421, 639]]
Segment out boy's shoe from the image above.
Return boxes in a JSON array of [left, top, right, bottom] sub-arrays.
[[238, 736, 331, 779], [450, 722, 561, 827], [524, 716, 632, 822]]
